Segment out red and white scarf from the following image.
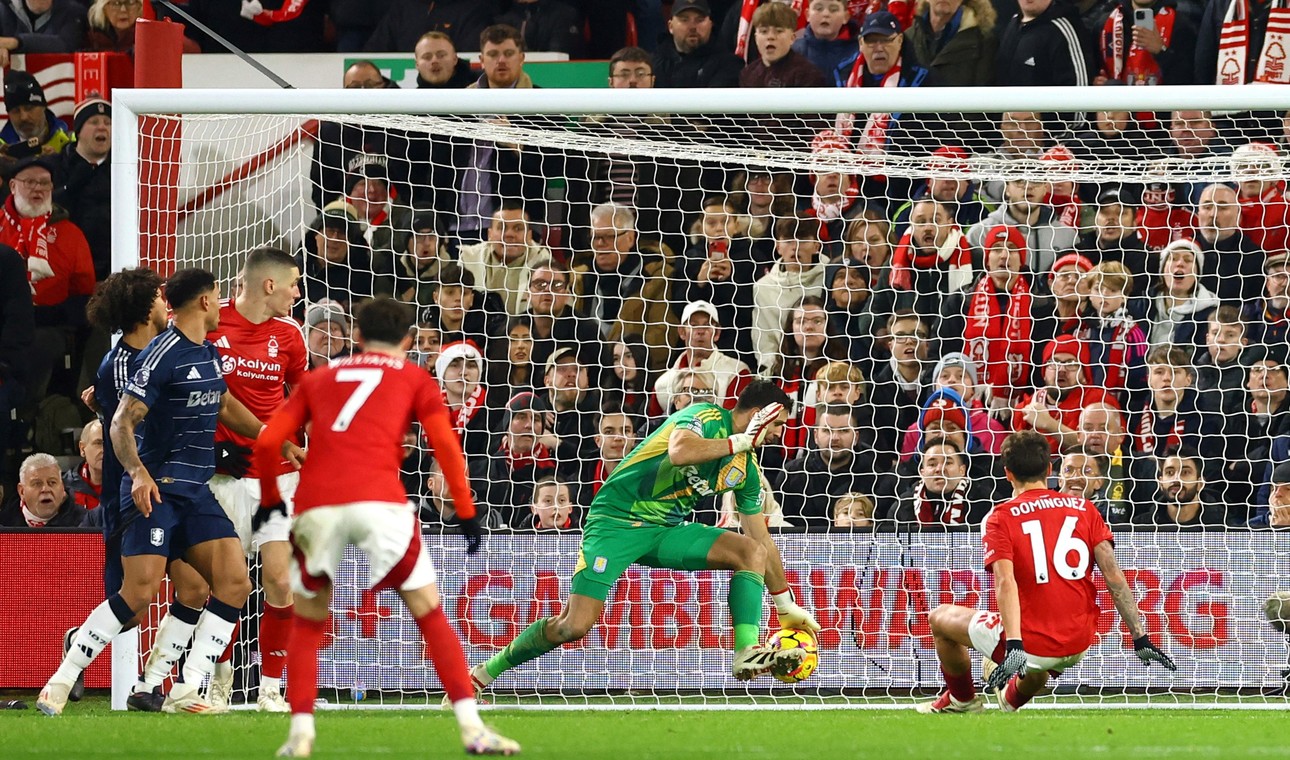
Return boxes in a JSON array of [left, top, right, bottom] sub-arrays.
[[1102, 5, 1177, 84], [841, 55, 902, 155], [501, 436, 555, 472], [20, 502, 48, 527], [810, 184, 861, 222], [964, 273, 1033, 393], [1217, 0, 1290, 84], [446, 383, 487, 432], [241, 0, 310, 27], [1135, 406, 1186, 456], [890, 227, 974, 292], [1, 195, 52, 293], [1088, 308, 1137, 391], [914, 476, 972, 525], [734, 0, 809, 59]]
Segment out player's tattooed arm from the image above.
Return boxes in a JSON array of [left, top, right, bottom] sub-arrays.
[[111, 396, 161, 516], [1094, 540, 1146, 639], [218, 391, 266, 439]]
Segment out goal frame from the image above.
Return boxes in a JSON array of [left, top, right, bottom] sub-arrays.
[[107, 85, 1290, 711]]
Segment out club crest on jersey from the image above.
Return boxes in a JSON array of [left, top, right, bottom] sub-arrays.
[[267, 336, 279, 358], [722, 464, 746, 488], [150, 528, 164, 547]]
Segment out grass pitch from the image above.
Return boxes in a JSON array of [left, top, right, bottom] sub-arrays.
[[2, 695, 1285, 759]]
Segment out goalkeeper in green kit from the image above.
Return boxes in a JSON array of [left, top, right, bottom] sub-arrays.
[[468, 380, 821, 691]]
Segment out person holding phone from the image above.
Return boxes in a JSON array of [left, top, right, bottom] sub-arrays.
[[1097, 0, 1197, 86]]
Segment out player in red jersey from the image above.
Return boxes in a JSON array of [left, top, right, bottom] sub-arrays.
[[253, 298, 518, 758], [206, 247, 309, 712], [918, 430, 1176, 714]]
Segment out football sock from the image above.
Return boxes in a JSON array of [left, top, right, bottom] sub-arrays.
[[138, 601, 201, 690], [484, 617, 557, 680], [729, 570, 765, 651], [216, 619, 240, 664], [286, 614, 328, 715], [260, 603, 293, 688], [1002, 676, 1036, 710], [181, 597, 240, 687], [52, 595, 133, 686], [942, 666, 976, 702], [415, 606, 476, 704]]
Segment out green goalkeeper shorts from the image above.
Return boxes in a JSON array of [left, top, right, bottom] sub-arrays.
[[569, 515, 725, 601]]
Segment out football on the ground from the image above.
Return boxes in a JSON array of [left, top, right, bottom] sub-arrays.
[[767, 628, 818, 684]]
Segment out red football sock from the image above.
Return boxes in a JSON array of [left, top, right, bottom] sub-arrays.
[[286, 614, 328, 715], [415, 606, 473, 703], [260, 603, 293, 679], [1003, 676, 1034, 711], [943, 667, 976, 702], [217, 619, 240, 664]]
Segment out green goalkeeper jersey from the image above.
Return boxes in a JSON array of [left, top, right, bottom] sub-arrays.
[[589, 403, 762, 527]]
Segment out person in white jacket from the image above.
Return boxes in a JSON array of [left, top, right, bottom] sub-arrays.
[[753, 214, 828, 372], [654, 300, 754, 413], [1147, 239, 1221, 354]]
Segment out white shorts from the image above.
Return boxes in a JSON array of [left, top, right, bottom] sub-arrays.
[[288, 501, 436, 599], [209, 472, 299, 555], [967, 610, 1086, 674]]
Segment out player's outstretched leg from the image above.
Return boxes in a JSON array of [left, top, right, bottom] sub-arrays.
[[403, 584, 520, 756], [39, 594, 138, 715], [280, 603, 329, 758], [166, 537, 251, 714], [471, 593, 603, 702], [917, 605, 985, 714], [132, 560, 211, 712]]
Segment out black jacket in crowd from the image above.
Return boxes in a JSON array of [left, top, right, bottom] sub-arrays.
[[652, 37, 744, 89], [995, 0, 1095, 86], [365, 0, 493, 52], [0, 246, 34, 390], [779, 446, 882, 530], [495, 0, 584, 57], [54, 144, 111, 281]]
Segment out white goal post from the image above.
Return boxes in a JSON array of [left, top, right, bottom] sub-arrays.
[[108, 85, 1290, 710]]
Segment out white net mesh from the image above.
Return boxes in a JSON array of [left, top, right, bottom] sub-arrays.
[[123, 92, 1290, 707]]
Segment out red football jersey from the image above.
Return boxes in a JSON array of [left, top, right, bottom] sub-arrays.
[[982, 488, 1115, 657], [208, 300, 308, 478], [255, 352, 475, 519]]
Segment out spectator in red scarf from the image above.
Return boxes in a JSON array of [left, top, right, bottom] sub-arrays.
[[530, 475, 577, 531], [1040, 145, 1082, 229], [63, 419, 103, 511], [1081, 261, 1149, 405], [940, 224, 1033, 409], [1125, 346, 1213, 504], [0, 452, 85, 528], [891, 437, 991, 526], [1013, 334, 1114, 453], [765, 295, 850, 459], [892, 145, 992, 234], [890, 199, 974, 317], [740, 2, 829, 87], [802, 131, 862, 249], [469, 391, 558, 527], [435, 340, 492, 458], [1097, 0, 1197, 85], [1231, 142, 1290, 257], [1, 155, 94, 410], [1034, 252, 1092, 351], [580, 409, 638, 507]]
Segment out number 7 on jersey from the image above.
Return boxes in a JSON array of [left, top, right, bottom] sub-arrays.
[[331, 368, 384, 432]]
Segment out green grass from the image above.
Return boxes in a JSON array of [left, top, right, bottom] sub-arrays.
[[3, 696, 1287, 759]]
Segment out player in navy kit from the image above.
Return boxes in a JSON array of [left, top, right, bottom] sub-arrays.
[[39, 269, 275, 716]]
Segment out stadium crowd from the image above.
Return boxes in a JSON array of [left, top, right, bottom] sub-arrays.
[[5, 0, 1290, 534]]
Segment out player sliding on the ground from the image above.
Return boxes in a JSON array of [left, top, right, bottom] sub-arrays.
[[39, 268, 277, 716], [918, 429, 1177, 714], [253, 297, 518, 757], [470, 380, 820, 693]]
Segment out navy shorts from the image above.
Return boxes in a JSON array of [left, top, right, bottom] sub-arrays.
[[120, 484, 237, 559]]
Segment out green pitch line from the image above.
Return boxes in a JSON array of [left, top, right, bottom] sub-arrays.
[[3, 696, 1288, 759]]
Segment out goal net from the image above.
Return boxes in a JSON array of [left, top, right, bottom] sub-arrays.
[[114, 87, 1290, 708]]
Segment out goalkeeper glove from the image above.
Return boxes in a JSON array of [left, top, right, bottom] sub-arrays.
[[987, 639, 1029, 690], [252, 499, 286, 533], [728, 402, 785, 454], [1133, 635, 1177, 671], [771, 588, 820, 632], [216, 441, 252, 479], [459, 515, 483, 555]]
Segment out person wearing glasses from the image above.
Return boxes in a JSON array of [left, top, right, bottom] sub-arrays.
[[84, 0, 200, 53], [572, 201, 678, 371], [1013, 334, 1114, 455], [868, 309, 933, 469]]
